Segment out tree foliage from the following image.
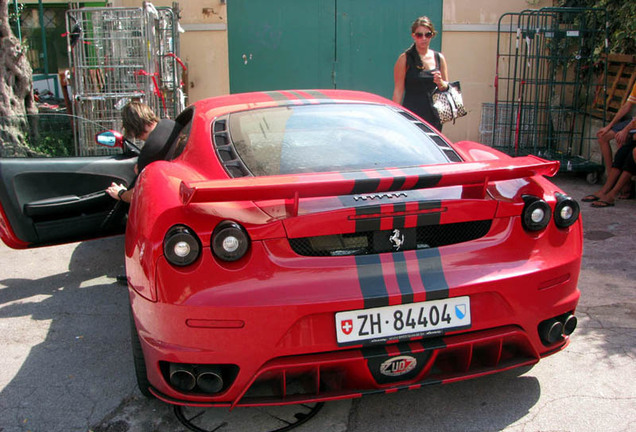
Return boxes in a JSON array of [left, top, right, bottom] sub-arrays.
[[557, 0, 636, 55]]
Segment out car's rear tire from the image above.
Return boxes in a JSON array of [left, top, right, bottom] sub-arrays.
[[129, 305, 154, 398]]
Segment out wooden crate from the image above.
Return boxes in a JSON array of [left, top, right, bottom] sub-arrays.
[[589, 53, 636, 120]]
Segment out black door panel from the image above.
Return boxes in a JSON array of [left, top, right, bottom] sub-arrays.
[[0, 156, 137, 246], [23, 191, 110, 218]]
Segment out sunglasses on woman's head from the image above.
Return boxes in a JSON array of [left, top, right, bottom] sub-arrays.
[[414, 31, 433, 39]]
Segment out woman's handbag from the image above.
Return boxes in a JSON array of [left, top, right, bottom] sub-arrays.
[[432, 81, 467, 124]]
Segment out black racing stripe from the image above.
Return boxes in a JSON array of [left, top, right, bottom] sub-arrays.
[[417, 201, 442, 226], [352, 178, 382, 194], [414, 248, 449, 300], [341, 171, 381, 195], [389, 176, 407, 191], [419, 201, 442, 210], [361, 344, 388, 360], [355, 205, 382, 232], [396, 340, 413, 356], [356, 380, 440, 398], [302, 90, 333, 101], [414, 336, 446, 351], [355, 254, 390, 309], [263, 91, 291, 104], [393, 252, 413, 304], [412, 174, 443, 189], [392, 203, 407, 229], [286, 90, 307, 100], [361, 345, 387, 386]]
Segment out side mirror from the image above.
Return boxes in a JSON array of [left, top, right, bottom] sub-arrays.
[[95, 130, 124, 149], [95, 130, 140, 155]]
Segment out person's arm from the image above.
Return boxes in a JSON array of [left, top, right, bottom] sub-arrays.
[[392, 54, 407, 104], [106, 182, 133, 203], [432, 53, 449, 91], [601, 100, 634, 133]]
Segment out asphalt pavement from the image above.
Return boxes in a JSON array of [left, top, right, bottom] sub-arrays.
[[0, 173, 634, 432]]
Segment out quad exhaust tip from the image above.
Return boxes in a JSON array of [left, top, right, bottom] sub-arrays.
[[563, 314, 577, 336], [169, 363, 196, 392], [196, 366, 224, 394], [539, 313, 577, 345], [168, 363, 226, 394]]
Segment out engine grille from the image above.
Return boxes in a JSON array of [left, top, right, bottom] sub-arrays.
[[289, 220, 492, 257]]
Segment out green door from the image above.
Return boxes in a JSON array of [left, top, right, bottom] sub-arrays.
[[228, 1, 442, 99], [335, 0, 442, 98], [227, 0, 336, 93]]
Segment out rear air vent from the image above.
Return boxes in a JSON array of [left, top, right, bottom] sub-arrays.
[[212, 116, 251, 178], [289, 220, 492, 257], [396, 108, 462, 162], [415, 122, 435, 134]]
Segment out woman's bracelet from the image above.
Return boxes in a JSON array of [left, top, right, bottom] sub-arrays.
[[117, 188, 126, 200]]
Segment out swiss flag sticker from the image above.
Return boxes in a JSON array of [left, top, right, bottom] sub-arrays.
[[341, 319, 353, 335]]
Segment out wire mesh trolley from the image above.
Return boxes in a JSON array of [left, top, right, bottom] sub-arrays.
[[66, 3, 185, 155], [484, 7, 608, 182]]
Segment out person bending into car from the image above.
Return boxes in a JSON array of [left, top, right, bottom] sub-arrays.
[[105, 101, 158, 203]]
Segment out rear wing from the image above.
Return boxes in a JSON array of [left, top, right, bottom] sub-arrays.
[[180, 156, 559, 212]]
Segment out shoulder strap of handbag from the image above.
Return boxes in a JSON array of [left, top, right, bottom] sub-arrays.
[[434, 51, 440, 70]]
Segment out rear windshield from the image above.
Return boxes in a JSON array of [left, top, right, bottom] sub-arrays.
[[227, 103, 452, 176]]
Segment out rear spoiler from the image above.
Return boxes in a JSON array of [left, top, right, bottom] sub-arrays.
[[180, 156, 559, 211]]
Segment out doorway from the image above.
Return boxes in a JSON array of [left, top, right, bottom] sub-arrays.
[[228, 0, 443, 98]]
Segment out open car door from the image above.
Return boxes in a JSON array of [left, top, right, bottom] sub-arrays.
[[0, 116, 137, 249]]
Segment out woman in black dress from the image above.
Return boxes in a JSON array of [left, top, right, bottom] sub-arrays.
[[392, 16, 450, 131]]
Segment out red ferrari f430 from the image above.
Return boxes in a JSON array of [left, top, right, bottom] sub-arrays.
[[0, 90, 581, 408]]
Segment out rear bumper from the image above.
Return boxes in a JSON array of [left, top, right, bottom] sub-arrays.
[[146, 325, 555, 408], [130, 217, 581, 406]]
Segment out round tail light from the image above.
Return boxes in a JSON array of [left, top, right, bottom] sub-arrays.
[[554, 193, 580, 229], [164, 225, 201, 266], [522, 196, 551, 231], [212, 221, 250, 262]]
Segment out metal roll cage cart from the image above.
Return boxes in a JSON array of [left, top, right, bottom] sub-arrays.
[[65, 2, 185, 156], [484, 7, 608, 184]]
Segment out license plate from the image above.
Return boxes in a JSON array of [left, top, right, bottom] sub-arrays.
[[335, 296, 471, 346]]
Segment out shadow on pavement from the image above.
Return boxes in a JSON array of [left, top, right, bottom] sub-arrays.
[[552, 174, 636, 360], [348, 370, 541, 432], [1, 174, 634, 432], [0, 236, 134, 432]]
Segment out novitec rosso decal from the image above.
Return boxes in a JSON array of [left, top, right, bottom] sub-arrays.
[[380, 355, 417, 377]]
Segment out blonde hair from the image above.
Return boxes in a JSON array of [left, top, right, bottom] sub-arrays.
[[410, 16, 437, 36], [121, 101, 159, 139]]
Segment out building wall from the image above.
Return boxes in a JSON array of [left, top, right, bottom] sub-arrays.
[[108, 0, 556, 143]]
